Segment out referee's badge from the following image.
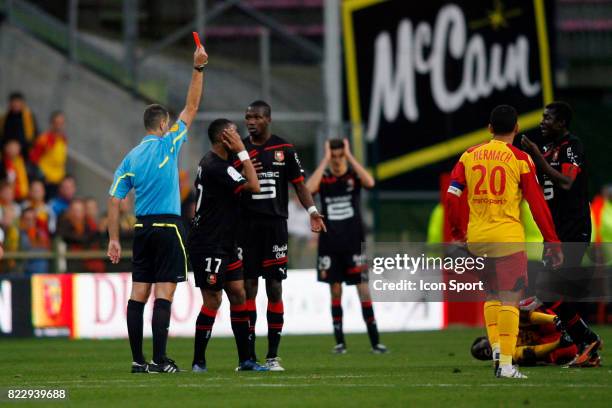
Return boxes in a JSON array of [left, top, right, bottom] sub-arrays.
[[170, 123, 179, 132], [274, 150, 285, 162]]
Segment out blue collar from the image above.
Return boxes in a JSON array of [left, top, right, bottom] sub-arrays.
[[141, 135, 161, 144]]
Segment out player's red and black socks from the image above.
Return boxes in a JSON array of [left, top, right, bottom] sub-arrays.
[[126, 299, 146, 364], [245, 299, 257, 360], [152, 298, 172, 363], [193, 305, 217, 366], [230, 303, 250, 363], [361, 301, 380, 347], [331, 298, 345, 345], [555, 302, 599, 345], [266, 301, 284, 359]]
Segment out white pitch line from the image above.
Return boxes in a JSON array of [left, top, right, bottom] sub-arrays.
[[5, 374, 375, 385], [8, 382, 610, 389]]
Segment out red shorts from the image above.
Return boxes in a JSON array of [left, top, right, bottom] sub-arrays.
[[479, 251, 528, 293]]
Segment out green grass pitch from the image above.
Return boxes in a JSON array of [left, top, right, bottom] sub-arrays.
[[1, 327, 610, 407]]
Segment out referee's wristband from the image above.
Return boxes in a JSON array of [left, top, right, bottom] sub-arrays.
[[237, 150, 250, 162], [307, 206, 319, 215]]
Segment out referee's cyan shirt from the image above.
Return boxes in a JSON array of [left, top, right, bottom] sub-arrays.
[[109, 120, 187, 216]]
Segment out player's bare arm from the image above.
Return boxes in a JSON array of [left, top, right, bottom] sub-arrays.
[[106, 196, 122, 264], [306, 140, 331, 194], [178, 45, 208, 128], [294, 181, 327, 233], [521, 135, 574, 190], [343, 139, 375, 189], [222, 128, 260, 193]]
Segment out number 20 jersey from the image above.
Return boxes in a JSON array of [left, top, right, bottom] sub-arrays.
[[236, 134, 305, 219], [449, 140, 552, 243], [318, 168, 365, 254]]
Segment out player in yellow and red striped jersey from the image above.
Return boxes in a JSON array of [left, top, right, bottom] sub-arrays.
[[446, 105, 563, 379]]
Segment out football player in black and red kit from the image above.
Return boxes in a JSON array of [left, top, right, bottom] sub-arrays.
[[236, 101, 326, 371], [521, 101, 601, 367], [306, 139, 387, 354], [187, 119, 267, 372]]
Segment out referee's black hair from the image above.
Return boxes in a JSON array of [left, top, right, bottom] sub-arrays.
[[208, 118, 234, 144], [248, 100, 271, 118], [143, 104, 169, 132], [489, 105, 518, 134], [546, 101, 573, 129]]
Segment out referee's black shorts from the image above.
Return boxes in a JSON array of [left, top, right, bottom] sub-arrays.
[[132, 214, 188, 283]]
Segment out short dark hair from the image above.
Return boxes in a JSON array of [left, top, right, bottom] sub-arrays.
[[248, 100, 271, 118], [329, 139, 344, 150], [489, 105, 518, 134], [546, 101, 572, 129], [22, 207, 35, 216], [8, 92, 24, 101], [61, 175, 75, 184], [208, 118, 234, 144], [143, 104, 169, 131], [49, 110, 64, 123]]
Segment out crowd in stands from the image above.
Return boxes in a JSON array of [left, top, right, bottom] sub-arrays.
[[0, 91, 136, 275]]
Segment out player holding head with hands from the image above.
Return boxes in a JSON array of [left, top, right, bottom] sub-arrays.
[[306, 138, 387, 354], [188, 119, 268, 372]]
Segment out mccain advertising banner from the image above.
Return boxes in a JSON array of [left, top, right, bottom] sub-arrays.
[[342, 0, 554, 190]]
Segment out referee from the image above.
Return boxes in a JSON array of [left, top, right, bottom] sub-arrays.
[[107, 44, 208, 373]]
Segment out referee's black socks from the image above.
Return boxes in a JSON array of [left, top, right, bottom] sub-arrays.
[[266, 301, 284, 359], [127, 299, 146, 364], [361, 301, 380, 347], [152, 298, 172, 363], [230, 304, 251, 363], [193, 306, 217, 366]]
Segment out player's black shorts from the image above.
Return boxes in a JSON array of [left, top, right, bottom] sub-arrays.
[[132, 215, 187, 283], [189, 251, 243, 291], [238, 216, 288, 281], [317, 252, 367, 285]]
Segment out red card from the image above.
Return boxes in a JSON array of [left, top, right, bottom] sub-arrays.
[[192, 32, 202, 48]]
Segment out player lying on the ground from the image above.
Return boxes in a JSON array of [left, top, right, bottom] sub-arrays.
[[469, 307, 600, 366], [187, 119, 268, 372], [306, 139, 387, 354]]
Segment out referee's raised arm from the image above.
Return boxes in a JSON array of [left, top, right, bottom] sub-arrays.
[[179, 45, 208, 128]]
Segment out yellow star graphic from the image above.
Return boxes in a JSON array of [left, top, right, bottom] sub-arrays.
[[488, 0, 508, 30], [468, 0, 522, 31]]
